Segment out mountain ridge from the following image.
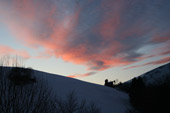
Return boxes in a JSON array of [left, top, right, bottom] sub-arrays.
[[125, 62, 170, 85]]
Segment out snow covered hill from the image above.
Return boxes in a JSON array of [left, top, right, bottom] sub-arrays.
[[34, 70, 130, 113], [141, 63, 170, 85], [125, 62, 170, 86]]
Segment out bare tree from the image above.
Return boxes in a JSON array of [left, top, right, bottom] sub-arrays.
[[55, 91, 101, 113], [0, 56, 101, 113], [0, 57, 56, 113]]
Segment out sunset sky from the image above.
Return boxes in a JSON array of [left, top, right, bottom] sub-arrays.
[[0, 0, 170, 84]]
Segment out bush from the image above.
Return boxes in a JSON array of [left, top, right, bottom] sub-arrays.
[[128, 76, 170, 113], [55, 91, 101, 113], [0, 67, 55, 113], [8, 67, 36, 85]]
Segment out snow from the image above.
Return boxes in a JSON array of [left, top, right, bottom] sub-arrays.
[[2, 63, 170, 112], [141, 63, 170, 85], [35, 71, 130, 113], [125, 63, 170, 86], [32, 62, 169, 112]]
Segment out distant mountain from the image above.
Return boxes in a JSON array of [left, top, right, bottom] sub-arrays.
[[122, 63, 170, 113], [125, 63, 170, 86], [140, 63, 170, 85]]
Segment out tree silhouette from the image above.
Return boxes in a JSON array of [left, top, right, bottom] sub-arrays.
[[0, 56, 101, 113]]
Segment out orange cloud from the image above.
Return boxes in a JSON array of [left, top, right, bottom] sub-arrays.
[[0, 0, 170, 77], [99, 0, 123, 40], [151, 36, 170, 43], [68, 72, 97, 78], [125, 56, 170, 69], [0, 45, 30, 59]]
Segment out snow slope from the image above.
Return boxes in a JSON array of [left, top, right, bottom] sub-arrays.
[[34, 70, 130, 113], [141, 62, 170, 85], [125, 63, 170, 86]]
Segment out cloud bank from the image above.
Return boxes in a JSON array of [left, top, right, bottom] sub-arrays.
[[0, 0, 170, 77]]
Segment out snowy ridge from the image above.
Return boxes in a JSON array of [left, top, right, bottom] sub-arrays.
[[34, 70, 130, 113], [126, 63, 170, 86], [141, 63, 170, 85]]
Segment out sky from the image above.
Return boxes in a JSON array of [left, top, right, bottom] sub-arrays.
[[0, 0, 170, 84]]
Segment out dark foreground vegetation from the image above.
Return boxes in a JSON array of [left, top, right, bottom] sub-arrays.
[[104, 63, 170, 113], [127, 76, 170, 113], [105, 75, 170, 113], [0, 57, 101, 113]]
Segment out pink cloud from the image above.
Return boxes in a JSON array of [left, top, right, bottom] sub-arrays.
[[148, 56, 170, 65], [0, 45, 30, 59], [1, 0, 132, 71], [0, 0, 170, 77], [68, 72, 97, 78], [125, 56, 170, 69], [99, 1, 123, 40], [139, 49, 170, 61], [151, 36, 170, 43]]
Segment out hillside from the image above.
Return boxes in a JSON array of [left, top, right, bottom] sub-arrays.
[[121, 63, 170, 113], [0, 66, 130, 113], [125, 63, 170, 86], [140, 63, 170, 85], [35, 70, 130, 113]]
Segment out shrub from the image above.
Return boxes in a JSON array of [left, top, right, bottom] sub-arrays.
[[8, 67, 36, 85], [128, 76, 170, 113], [0, 67, 55, 113], [55, 91, 101, 113]]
